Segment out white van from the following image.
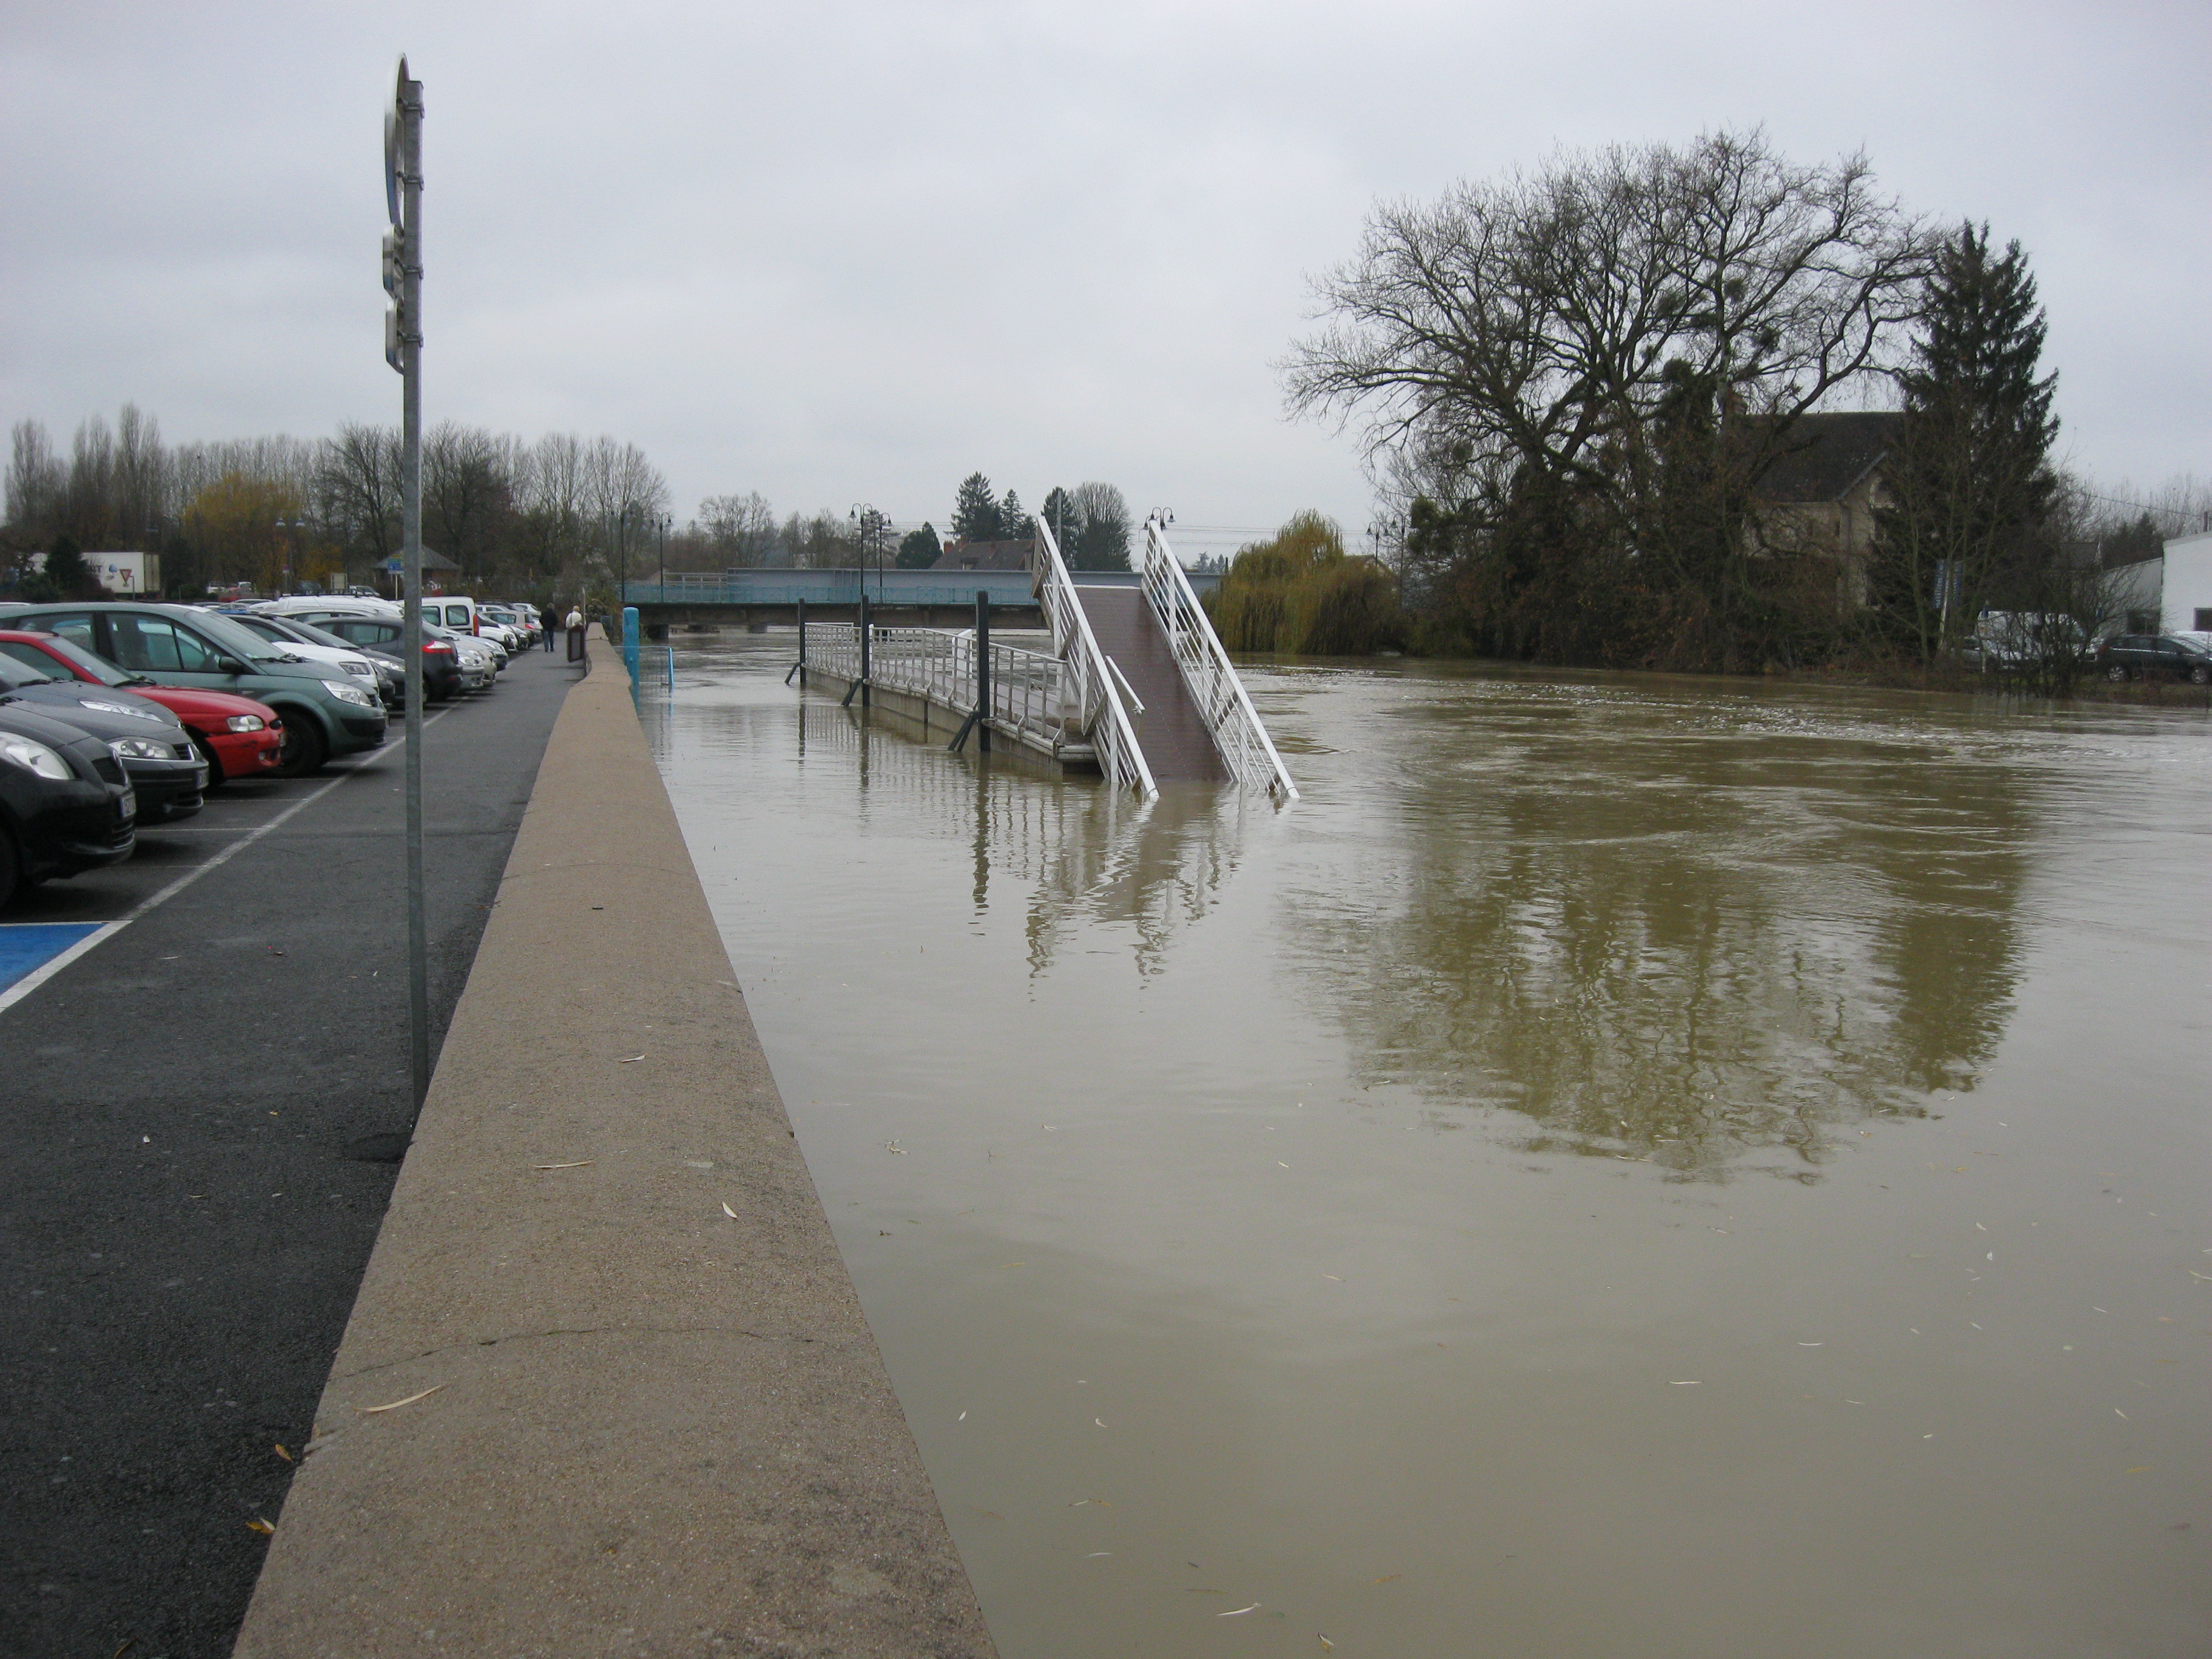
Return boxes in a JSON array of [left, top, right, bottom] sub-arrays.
[[426, 597, 481, 635]]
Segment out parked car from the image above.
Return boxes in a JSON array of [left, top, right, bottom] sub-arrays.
[[483, 605, 539, 646], [1964, 611, 2093, 672], [0, 701, 136, 905], [0, 602, 387, 776], [2097, 634, 2212, 684], [220, 612, 404, 705], [0, 629, 283, 784], [446, 623, 504, 677], [295, 612, 475, 700], [0, 652, 207, 820]]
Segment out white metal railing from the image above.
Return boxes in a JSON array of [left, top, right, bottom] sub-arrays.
[[1139, 519, 1298, 800], [1031, 521, 1157, 797], [806, 623, 1085, 756]]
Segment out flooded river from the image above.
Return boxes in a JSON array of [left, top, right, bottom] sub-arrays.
[[645, 635, 2208, 1657]]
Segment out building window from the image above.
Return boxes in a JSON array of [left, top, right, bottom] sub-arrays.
[[2196, 607, 2212, 631]]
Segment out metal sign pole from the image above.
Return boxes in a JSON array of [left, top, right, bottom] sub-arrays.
[[389, 59, 430, 1114]]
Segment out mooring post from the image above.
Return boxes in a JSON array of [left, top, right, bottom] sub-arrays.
[[788, 597, 807, 685], [974, 588, 991, 754], [858, 592, 871, 711]]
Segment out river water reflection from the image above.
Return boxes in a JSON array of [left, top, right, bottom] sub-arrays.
[[646, 638, 2208, 1657]]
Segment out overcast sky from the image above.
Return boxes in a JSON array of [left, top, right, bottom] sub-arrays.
[[4, 0, 2206, 560]]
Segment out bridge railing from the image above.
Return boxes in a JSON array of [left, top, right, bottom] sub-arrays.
[[1139, 520, 1298, 800], [620, 570, 1041, 609], [809, 624, 1082, 754], [1031, 522, 1156, 797]]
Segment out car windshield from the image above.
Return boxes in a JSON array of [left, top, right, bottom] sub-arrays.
[[185, 609, 289, 661], [281, 618, 360, 651], [19, 632, 140, 686], [0, 652, 64, 688]]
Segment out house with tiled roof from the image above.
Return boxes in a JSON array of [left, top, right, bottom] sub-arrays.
[[1749, 411, 1903, 605]]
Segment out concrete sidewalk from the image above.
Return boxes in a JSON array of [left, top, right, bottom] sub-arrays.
[[235, 642, 994, 1656]]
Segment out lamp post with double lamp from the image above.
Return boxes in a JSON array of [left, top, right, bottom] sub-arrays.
[[274, 516, 307, 595], [850, 503, 888, 603]]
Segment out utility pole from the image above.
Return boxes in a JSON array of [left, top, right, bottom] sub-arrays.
[[385, 58, 430, 1115]]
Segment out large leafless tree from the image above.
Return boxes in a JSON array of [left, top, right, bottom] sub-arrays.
[[1287, 129, 1934, 663]]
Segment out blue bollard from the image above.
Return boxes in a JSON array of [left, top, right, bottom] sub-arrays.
[[622, 606, 640, 683]]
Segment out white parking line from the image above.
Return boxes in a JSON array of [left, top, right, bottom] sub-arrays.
[[0, 707, 455, 1016]]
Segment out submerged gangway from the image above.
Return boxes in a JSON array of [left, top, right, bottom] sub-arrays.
[[792, 515, 1296, 800]]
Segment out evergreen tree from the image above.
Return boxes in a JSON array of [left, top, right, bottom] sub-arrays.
[[896, 522, 942, 569], [1039, 486, 1081, 555], [951, 472, 1000, 542], [999, 488, 1028, 541], [1871, 223, 2060, 660], [44, 533, 98, 598]]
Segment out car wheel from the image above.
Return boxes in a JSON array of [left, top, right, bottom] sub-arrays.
[[0, 831, 18, 909], [2192, 665, 2210, 686], [192, 735, 226, 786], [272, 712, 328, 777], [2105, 663, 2129, 682]]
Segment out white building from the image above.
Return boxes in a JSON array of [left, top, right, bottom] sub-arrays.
[[2105, 531, 2212, 635]]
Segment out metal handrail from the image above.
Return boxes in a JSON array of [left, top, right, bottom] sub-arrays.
[[806, 623, 1084, 755], [1032, 521, 1157, 797], [1139, 520, 1298, 800]]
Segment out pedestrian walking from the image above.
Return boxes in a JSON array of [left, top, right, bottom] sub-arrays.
[[543, 608, 557, 651]]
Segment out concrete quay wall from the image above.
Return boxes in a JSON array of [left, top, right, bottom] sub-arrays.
[[235, 636, 996, 1657]]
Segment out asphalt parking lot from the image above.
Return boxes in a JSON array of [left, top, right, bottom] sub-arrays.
[[1, 644, 581, 1658]]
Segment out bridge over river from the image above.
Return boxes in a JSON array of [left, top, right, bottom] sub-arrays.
[[619, 560, 1224, 632], [774, 518, 1294, 799]]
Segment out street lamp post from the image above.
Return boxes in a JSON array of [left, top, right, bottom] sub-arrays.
[[850, 504, 886, 603], [275, 516, 306, 594]]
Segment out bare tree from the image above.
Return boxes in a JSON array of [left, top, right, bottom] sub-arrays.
[[1287, 128, 1933, 666], [423, 421, 509, 581], [1070, 481, 1131, 570], [6, 420, 64, 555], [696, 491, 777, 566], [315, 423, 404, 566]]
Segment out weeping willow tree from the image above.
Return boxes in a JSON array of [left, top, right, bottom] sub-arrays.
[[1205, 512, 1404, 654]]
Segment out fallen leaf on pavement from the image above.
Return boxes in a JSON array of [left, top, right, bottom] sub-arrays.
[[361, 1384, 444, 1415]]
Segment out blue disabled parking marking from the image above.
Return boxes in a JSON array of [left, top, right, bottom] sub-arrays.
[[0, 923, 112, 993]]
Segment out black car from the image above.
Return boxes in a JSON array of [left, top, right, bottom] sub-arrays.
[[0, 702, 136, 906], [0, 654, 207, 820], [2097, 634, 2212, 684], [303, 613, 468, 702]]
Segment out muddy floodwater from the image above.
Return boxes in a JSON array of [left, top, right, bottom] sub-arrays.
[[644, 635, 2209, 1658]]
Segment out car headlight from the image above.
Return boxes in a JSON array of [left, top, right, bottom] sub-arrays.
[[109, 737, 175, 760], [321, 679, 380, 709], [1, 734, 73, 780], [225, 714, 266, 732], [343, 660, 373, 676], [78, 698, 166, 722]]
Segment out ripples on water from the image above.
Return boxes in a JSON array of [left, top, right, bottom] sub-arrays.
[[648, 639, 2210, 1658]]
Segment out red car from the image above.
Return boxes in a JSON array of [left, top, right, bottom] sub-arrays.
[[0, 628, 284, 783]]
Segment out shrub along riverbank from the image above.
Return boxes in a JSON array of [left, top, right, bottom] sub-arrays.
[[1202, 512, 2207, 708]]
